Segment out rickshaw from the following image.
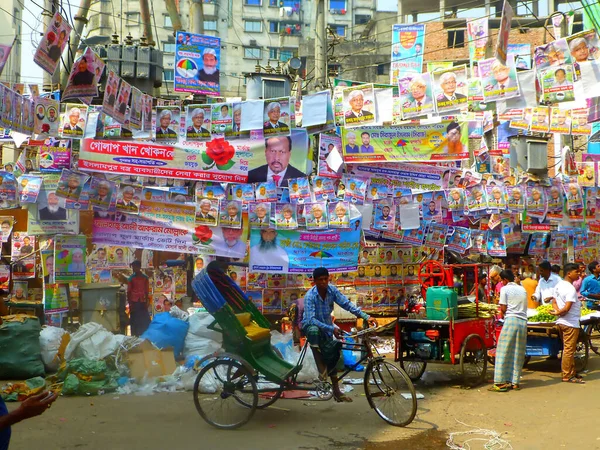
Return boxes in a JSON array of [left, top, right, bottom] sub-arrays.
[[190, 261, 418, 430]]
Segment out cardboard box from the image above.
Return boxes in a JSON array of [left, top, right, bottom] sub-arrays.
[[127, 340, 177, 381]]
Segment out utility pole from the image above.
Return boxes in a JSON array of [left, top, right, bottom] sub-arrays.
[[190, 0, 204, 34], [60, 0, 93, 88], [139, 0, 155, 46], [42, 0, 54, 91], [165, 0, 184, 32], [397, 0, 403, 23], [314, 0, 326, 90]]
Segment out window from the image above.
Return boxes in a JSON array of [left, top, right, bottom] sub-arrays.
[[280, 49, 293, 61], [163, 69, 174, 82], [330, 0, 346, 9], [269, 21, 279, 33], [355, 14, 371, 25], [269, 0, 296, 5], [244, 47, 262, 59], [204, 20, 217, 30], [447, 29, 465, 48], [572, 22, 584, 33], [269, 48, 278, 59], [164, 15, 172, 27], [163, 42, 176, 52], [125, 12, 139, 26], [244, 20, 263, 32], [245, 0, 261, 5], [329, 24, 346, 36], [328, 64, 341, 77], [377, 63, 389, 75]]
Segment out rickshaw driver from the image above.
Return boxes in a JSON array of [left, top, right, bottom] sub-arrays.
[[301, 267, 377, 402]]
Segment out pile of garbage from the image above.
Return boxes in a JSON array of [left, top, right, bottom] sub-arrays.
[[1, 307, 321, 399]]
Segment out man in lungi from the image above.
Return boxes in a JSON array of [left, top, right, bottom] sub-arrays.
[[301, 267, 376, 402]]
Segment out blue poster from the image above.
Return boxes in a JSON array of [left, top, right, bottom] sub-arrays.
[[508, 43, 531, 70], [390, 24, 425, 85], [248, 217, 361, 274], [174, 31, 221, 96]]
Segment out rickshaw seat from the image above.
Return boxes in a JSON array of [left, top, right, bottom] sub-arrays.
[[236, 313, 271, 341]]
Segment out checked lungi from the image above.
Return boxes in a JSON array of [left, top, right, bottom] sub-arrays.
[[303, 325, 342, 375], [494, 316, 527, 385]]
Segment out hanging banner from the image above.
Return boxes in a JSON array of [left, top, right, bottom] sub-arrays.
[[340, 121, 469, 162], [93, 201, 249, 258], [390, 24, 425, 85], [80, 130, 310, 183], [495, 0, 514, 65], [467, 17, 489, 64], [0, 42, 13, 77], [44, 284, 68, 313], [174, 31, 221, 96], [34, 12, 72, 76], [508, 43, 532, 69], [54, 235, 87, 283], [345, 162, 448, 192], [248, 218, 361, 274], [62, 47, 105, 101]]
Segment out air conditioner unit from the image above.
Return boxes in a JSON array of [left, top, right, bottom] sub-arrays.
[[250, 39, 257, 46]]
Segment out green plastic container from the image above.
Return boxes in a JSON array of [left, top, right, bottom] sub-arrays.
[[426, 287, 458, 320]]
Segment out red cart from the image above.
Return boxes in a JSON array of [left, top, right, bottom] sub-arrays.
[[394, 261, 495, 387]]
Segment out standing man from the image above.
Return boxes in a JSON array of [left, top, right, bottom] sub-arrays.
[[127, 260, 150, 336], [532, 261, 561, 305], [302, 267, 376, 402], [489, 270, 528, 391], [548, 263, 584, 384], [488, 265, 504, 302], [580, 261, 600, 308], [520, 272, 538, 309]]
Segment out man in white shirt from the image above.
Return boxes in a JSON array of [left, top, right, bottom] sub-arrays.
[[220, 227, 246, 258], [548, 263, 584, 383], [532, 261, 561, 304]]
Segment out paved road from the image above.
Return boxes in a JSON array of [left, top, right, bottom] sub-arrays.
[[7, 355, 600, 450]]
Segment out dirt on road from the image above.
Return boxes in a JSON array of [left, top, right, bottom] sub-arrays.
[[7, 356, 600, 450]]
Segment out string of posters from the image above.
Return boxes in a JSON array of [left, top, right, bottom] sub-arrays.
[[1, 5, 600, 316]]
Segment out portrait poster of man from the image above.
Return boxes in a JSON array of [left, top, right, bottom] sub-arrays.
[[549, 107, 571, 134], [195, 197, 219, 226], [432, 65, 468, 113], [328, 201, 350, 228], [342, 84, 376, 128], [478, 55, 520, 102], [33, 12, 72, 75], [247, 130, 309, 187], [33, 98, 60, 136], [59, 104, 88, 139], [185, 105, 211, 141], [62, 47, 105, 100], [210, 103, 233, 137], [219, 200, 242, 229], [249, 202, 272, 228], [174, 32, 221, 96], [155, 106, 180, 142], [399, 72, 435, 119], [0, 216, 13, 243], [275, 203, 298, 230], [372, 200, 395, 232], [304, 202, 328, 230], [102, 71, 120, 120], [113, 79, 132, 124], [529, 106, 550, 133], [116, 183, 142, 215], [55, 169, 89, 201], [88, 176, 114, 210], [263, 98, 291, 137], [540, 65, 575, 103], [37, 189, 67, 221]]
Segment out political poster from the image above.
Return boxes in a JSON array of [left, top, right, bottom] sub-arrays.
[[62, 47, 105, 101], [345, 162, 449, 192], [33, 98, 60, 136], [390, 24, 425, 85], [467, 18, 489, 64], [341, 120, 469, 163], [508, 43, 532, 69], [54, 234, 87, 283], [174, 31, 221, 96], [495, 0, 513, 65], [0, 42, 13, 76], [34, 12, 72, 75], [248, 217, 361, 274]]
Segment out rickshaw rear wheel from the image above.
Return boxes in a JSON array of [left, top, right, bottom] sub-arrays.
[[460, 334, 487, 387]]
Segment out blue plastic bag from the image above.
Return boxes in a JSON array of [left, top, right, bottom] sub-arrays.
[[141, 313, 189, 358], [342, 337, 364, 371]]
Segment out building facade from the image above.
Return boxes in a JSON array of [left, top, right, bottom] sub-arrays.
[[0, 0, 22, 85]]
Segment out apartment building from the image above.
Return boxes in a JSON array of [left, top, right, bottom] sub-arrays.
[[0, 0, 22, 84]]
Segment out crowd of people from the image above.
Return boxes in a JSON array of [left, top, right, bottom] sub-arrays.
[[488, 260, 595, 392]]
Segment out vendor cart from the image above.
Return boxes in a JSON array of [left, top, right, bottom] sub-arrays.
[[395, 261, 494, 387], [489, 321, 590, 371]]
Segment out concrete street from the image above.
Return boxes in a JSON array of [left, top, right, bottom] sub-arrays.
[[7, 356, 600, 450]]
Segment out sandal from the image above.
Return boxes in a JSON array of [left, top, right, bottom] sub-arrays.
[[332, 392, 353, 403], [488, 384, 509, 392], [562, 377, 585, 384], [511, 384, 521, 390]]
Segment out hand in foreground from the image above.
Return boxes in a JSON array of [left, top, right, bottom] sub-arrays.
[[15, 391, 58, 420], [333, 325, 342, 339], [367, 318, 378, 328]]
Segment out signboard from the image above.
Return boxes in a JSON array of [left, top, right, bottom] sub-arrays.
[[174, 31, 221, 96], [390, 24, 425, 85]]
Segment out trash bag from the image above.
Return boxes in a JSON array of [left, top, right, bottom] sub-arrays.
[[142, 313, 189, 358], [1, 377, 46, 402], [62, 373, 118, 396], [342, 337, 364, 371], [0, 317, 45, 380], [65, 322, 127, 361], [40, 326, 68, 372], [183, 312, 222, 359]]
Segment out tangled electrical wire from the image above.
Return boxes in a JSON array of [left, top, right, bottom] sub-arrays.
[[446, 420, 513, 450]]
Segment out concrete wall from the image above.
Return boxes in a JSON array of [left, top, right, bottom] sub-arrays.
[[0, 0, 22, 84]]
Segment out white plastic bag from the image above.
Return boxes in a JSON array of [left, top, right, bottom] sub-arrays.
[[183, 312, 223, 359], [65, 322, 127, 361], [39, 326, 67, 371]]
